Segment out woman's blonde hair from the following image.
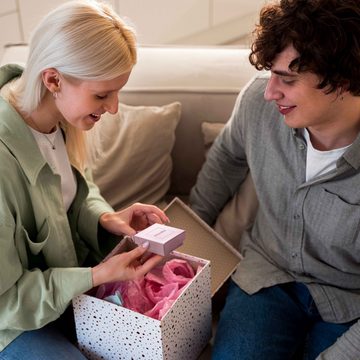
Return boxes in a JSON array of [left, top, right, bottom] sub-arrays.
[[11, 0, 137, 172]]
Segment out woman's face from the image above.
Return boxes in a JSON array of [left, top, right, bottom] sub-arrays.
[[54, 71, 131, 130]]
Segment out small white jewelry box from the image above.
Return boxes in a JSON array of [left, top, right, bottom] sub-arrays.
[[133, 223, 185, 256]]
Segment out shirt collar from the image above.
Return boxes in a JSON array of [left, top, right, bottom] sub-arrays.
[[342, 132, 360, 169], [292, 126, 360, 170]]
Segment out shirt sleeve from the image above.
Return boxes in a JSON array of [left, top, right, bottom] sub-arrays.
[[316, 321, 360, 360], [0, 223, 93, 332]]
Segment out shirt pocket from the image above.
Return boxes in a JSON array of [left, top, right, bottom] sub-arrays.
[[22, 218, 50, 255], [308, 188, 360, 248]]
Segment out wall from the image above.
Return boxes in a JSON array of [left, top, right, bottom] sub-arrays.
[[0, 0, 265, 60], [0, 1, 22, 60]]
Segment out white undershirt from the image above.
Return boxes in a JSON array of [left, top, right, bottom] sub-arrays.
[[29, 126, 77, 210], [304, 128, 351, 181]]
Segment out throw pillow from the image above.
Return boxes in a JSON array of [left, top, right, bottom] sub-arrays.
[[214, 174, 258, 250], [200, 121, 259, 250], [87, 102, 181, 210], [201, 122, 226, 151]]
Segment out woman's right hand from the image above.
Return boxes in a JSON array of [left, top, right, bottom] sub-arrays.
[[91, 242, 163, 287]]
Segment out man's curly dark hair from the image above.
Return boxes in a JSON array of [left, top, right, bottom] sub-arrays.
[[249, 0, 360, 95]]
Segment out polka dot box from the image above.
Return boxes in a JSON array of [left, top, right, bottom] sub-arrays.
[[73, 197, 241, 360]]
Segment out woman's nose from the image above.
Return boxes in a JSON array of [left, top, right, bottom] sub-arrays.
[[105, 93, 119, 114]]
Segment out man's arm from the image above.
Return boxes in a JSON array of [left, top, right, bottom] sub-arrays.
[[317, 321, 360, 360]]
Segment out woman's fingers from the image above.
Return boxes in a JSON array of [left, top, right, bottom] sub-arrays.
[[132, 203, 170, 224], [137, 254, 163, 276], [123, 243, 163, 278]]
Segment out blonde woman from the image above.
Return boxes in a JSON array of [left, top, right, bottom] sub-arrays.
[[0, 1, 168, 358]]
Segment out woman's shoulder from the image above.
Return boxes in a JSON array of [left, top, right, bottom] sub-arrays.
[[0, 141, 24, 180]]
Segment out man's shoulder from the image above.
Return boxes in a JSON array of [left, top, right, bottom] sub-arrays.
[[235, 72, 277, 120], [241, 73, 269, 102]]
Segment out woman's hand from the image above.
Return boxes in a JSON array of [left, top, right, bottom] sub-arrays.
[[99, 202, 170, 237], [92, 242, 162, 287]]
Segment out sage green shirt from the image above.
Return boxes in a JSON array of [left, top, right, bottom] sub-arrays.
[[0, 64, 114, 350]]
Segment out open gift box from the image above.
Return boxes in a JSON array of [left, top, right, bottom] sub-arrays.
[[73, 197, 242, 360]]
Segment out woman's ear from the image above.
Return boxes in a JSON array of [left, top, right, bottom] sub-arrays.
[[42, 68, 61, 94]]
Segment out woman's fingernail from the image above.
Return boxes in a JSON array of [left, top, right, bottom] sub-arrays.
[[141, 241, 149, 249]]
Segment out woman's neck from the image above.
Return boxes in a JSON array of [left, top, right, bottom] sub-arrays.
[[22, 92, 61, 134]]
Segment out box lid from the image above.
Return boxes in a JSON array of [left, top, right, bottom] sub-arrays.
[[164, 197, 242, 296]]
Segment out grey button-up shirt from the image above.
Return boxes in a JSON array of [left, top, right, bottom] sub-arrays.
[[190, 74, 360, 359]]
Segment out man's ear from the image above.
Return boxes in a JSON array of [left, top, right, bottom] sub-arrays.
[[338, 81, 350, 96], [42, 68, 61, 93]]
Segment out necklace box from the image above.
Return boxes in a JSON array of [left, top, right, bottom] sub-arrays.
[[73, 197, 241, 360]]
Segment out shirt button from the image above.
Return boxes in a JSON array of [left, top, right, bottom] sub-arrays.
[[299, 144, 305, 150], [291, 253, 297, 258], [293, 214, 301, 219]]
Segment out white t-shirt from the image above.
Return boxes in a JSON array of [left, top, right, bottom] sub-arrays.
[[29, 126, 77, 210], [304, 128, 351, 181]]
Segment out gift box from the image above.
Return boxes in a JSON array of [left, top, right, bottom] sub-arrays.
[[133, 223, 185, 256], [73, 197, 242, 360]]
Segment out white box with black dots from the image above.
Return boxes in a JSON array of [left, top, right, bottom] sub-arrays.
[[73, 198, 241, 360]]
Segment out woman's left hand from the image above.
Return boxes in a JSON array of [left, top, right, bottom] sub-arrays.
[[99, 202, 170, 236]]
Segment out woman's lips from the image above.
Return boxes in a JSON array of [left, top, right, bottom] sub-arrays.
[[278, 105, 296, 115], [89, 113, 101, 122]]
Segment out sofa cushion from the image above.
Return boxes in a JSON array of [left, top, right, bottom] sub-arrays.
[[214, 175, 258, 250], [201, 121, 225, 152], [87, 102, 181, 210], [120, 46, 258, 196], [201, 121, 259, 250]]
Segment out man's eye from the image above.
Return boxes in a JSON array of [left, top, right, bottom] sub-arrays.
[[96, 95, 107, 99], [282, 78, 295, 85]]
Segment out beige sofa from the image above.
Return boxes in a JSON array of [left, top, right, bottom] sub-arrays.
[[2, 43, 260, 246], [1, 43, 257, 205], [1, 42, 261, 269]]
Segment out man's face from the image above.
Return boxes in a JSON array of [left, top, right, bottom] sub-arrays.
[[264, 44, 342, 132]]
